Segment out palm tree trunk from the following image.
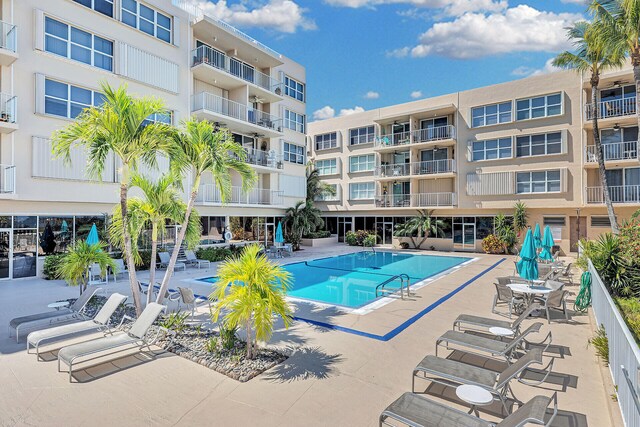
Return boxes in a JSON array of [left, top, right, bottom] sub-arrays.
[[246, 319, 253, 359], [591, 81, 619, 234], [156, 176, 201, 303], [120, 166, 143, 316], [147, 224, 158, 306]]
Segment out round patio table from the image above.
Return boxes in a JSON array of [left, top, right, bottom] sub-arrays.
[[456, 384, 493, 415], [508, 283, 552, 313], [489, 326, 514, 337]]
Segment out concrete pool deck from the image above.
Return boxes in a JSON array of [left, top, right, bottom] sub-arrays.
[[0, 246, 623, 426]]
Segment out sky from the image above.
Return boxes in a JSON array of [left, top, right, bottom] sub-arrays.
[[188, 0, 590, 121]]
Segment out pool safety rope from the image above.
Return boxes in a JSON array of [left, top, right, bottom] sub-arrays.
[[574, 271, 592, 313]]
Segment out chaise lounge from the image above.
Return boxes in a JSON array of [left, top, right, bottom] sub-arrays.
[[453, 304, 538, 335]]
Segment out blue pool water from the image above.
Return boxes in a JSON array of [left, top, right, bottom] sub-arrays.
[[199, 251, 470, 308]]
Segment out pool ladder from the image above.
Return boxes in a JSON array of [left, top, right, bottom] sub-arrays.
[[375, 274, 411, 300]]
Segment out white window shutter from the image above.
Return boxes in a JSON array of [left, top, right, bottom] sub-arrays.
[[278, 71, 285, 85], [172, 16, 180, 47], [561, 129, 568, 154], [337, 130, 342, 148], [34, 73, 45, 114], [466, 140, 473, 162], [34, 9, 44, 51], [561, 168, 568, 192], [115, 41, 125, 76]]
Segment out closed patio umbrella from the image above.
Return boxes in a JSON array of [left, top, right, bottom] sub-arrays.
[[516, 229, 539, 282], [86, 223, 100, 246], [533, 223, 542, 250], [539, 225, 555, 262], [275, 222, 284, 244]]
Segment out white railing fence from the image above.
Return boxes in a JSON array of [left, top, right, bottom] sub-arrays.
[[0, 93, 16, 123], [198, 184, 283, 206], [589, 260, 640, 427], [413, 125, 456, 143], [586, 185, 640, 204], [0, 20, 16, 53], [412, 159, 456, 175], [375, 163, 411, 177], [240, 147, 283, 170], [412, 192, 456, 207], [586, 97, 637, 120], [376, 132, 412, 148], [586, 142, 639, 162]]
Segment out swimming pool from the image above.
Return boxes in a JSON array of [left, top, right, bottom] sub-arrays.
[[199, 251, 470, 309]]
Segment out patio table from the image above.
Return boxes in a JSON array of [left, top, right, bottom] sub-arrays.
[[508, 283, 552, 313]]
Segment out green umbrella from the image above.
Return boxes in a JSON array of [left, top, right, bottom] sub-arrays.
[[516, 229, 539, 281], [533, 223, 542, 249], [539, 225, 555, 262]]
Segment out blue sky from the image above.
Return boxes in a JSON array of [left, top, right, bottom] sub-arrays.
[[191, 0, 589, 120]]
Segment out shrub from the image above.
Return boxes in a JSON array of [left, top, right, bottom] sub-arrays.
[[196, 247, 233, 262], [303, 230, 331, 239], [346, 230, 377, 246], [206, 337, 218, 353], [345, 231, 358, 246], [285, 231, 302, 251], [615, 298, 640, 344], [363, 234, 377, 247], [42, 254, 65, 280], [218, 322, 239, 350], [399, 242, 410, 249], [482, 234, 505, 254], [588, 324, 609, 366], [159, 311, 190, 333]]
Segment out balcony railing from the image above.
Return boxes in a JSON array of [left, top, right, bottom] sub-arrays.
[[191, 45, 281, 93], [375, 194, 411, 208], [586, 185, 640, 204], [375, 163, 411, 178], [374, 192, 456, 208], [0, 164, 15, 193], [412, 159, 456, 175], [585, 97, 636, 120], [412, 125, 456, 143], [192, 92, 281, 132], [0, 93, 16, 124], [0, 21, 16, 53], [238, 147, 283, 170], [375, 131, 412, 148], [586, 142, 638, 162], [198, 185, 284, 206]]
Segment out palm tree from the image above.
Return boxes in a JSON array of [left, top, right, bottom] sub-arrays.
[[553, 20, 625, 233], [284, 200, 324, 250], [57, 241, 116, 296], [109, 173, 201, 305], [51, 83, 175, 315], [209, 244, 292, 359], [155, 119, 256, 303], [306, 166, 336, 202], [394, 209, 444, 249]]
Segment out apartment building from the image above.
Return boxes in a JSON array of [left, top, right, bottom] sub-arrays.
[[0, 0, 307, 279], [308, 67, 640, 255]]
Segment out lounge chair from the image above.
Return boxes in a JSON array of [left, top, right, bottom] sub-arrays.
[[57, 302, 171, 382], [435, 322, 552, 363], [412, 348, 552, 413], [110, 258, 128, 282], [177, 287, 211, 320], [27, 293, 128, 360], [454, 304, 538, 335], [9, 287, 100, 342], [379, 392, 557, 427], [556, 263, 574, 285], [157, 252, 186, 271], [185, 250, 211, 269]]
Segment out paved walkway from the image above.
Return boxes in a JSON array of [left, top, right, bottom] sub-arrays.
[[0, 246, 622, 426]]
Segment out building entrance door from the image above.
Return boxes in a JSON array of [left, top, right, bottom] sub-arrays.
[[453, 222, 475, 251], [569, 216, 587, 253]]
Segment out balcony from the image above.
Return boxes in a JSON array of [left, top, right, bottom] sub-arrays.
[[0, 164, 15, 193], [375, 126, 456, 151], [586, 142, 638, 164], [0, 21, 17, 66], [375, 163, 411, 179], [374, 192, 456, 208], [0, 93, 17, 133], [236, 147, 284, 172], [412, 125, 456, 146], [411, 159, 456, 176], [197, 185, 284, 206], [191, 45, 283, 103], [191, 92, 282, 138], [586, 185, 640, 204], [585, 97, 636, 121], [374, 132, 411, 150]]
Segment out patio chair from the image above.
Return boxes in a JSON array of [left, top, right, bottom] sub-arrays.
[[138, 282, 180, 306], [185, 250, 211, 269], [177, 287, 211, 320], [157, 252, 186, 271], [435, 322, 552, 363], [557, 263, 574, 285], [412, 348, 551, 413], [379, 392, 557, 427], [110, 258, 128, 282], [492, 283, 524, 319], [88, 263, 108, 288], [454, 303, 538, 335], [9, 287, 100, 342], [27, 293, 128, 360], [534, 289, 570, 324], [545, 280, 565, 291], [57, 302, 171, 383]]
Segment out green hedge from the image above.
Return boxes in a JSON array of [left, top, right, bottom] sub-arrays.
[[303, 230, 331, 239], [196, 245, 243, 262]]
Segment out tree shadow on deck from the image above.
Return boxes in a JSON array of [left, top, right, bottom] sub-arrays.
[[261, 346, 343, 383]]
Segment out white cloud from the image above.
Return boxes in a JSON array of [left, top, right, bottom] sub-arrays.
[[313, 106, 336, 120], [339, 106, 365, 116], [324, 0, 507, 17], [410, 90, 423, 99], [188, 0, 316, 33], [364, 91, 380, 99], [512, 58, 562, 77], [386, 47, 410, 58], [398, 5, 582, 59]]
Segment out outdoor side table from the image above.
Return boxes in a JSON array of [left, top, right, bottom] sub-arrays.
[[47, 301, 70, 311], [489, 326, 515, 337], [455, 384, 493, 416]]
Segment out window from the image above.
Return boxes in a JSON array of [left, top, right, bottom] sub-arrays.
[[349, 154, 375, 173], [349, 182, 375, 200], [471, 138, 512, 161], [516, 93, 562, 121], [316, 159, 338, 176], [476, 217, 494, 240], [73, 0, 114, 17], [543, 217, 565, 241], [142, 112, 172, 126], [45, 17, 113, 71], [315, 132, 337, 150], [121, 0, 172, 43], [516, 132, 562, 157], [591, 216, 612, 227], [284, 76, 304, 102], [283, 142, 305, 164], [516, 170, 561, 194], [471, 102, 512, 127], [284, 109, 305, 133], [315, 184, 339, 201], [44, 79, 104, 119], [350, 126, 375, 145]]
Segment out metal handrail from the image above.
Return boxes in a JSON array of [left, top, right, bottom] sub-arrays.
[[375, 273, 411, 299]]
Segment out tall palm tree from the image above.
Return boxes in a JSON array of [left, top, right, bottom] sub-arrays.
[[306, 166, 336, 202], [51, 83, 175, 315], [57, 241, 115, 296], [155, 119, 256, 303], [109, 173, 201, 305], [209, 244, 292, 359], [553, 20, 625, 233], [284, 200, 324, 250], [394, 209, 444, 249]]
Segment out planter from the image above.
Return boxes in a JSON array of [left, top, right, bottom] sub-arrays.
[[300, 235, 338, 247]]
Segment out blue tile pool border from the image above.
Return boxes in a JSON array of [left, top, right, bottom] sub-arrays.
[[292, 257, 506, 342]]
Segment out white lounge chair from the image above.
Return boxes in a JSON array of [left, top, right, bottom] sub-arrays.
[[57, 302, 171, 382], [9, 287, 100, 342], [110, 259, 128, 282], [185, 250, 210, 269], [177, 287, 211, 320], [27, 293, 128, 359], [157, 252, 186, 271]]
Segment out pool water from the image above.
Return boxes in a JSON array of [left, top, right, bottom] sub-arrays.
[[200, 251, 470, 308]]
